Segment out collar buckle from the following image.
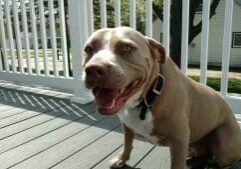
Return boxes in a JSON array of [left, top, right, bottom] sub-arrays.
[[152, 73, 164, 95], [138, 73, 164, 120]]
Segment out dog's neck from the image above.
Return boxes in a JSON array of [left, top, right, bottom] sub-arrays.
[[125, 61, 164, 120], [138, 71, 164, 120]]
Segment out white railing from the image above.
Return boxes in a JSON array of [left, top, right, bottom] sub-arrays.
[[0, 0, 240, 113], [0, 0, 70, 77], [179, 0, 240, 113]]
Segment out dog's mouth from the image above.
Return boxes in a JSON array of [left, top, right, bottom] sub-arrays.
[[92, 79, 141, 115]]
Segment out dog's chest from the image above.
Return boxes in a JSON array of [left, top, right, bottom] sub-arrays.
[[118, 108, 159, 144]]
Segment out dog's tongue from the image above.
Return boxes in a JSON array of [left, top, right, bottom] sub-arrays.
[[93, 88, 120, 109]]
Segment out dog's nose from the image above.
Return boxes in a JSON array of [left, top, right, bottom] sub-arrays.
[[85, 64, 107, 80]]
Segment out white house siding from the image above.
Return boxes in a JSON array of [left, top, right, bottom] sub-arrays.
[[152, 0, 241, 67], [231, 1, 241, 67]]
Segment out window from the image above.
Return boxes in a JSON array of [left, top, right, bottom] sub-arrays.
[[160, 33, 163, 43], [196, 4, 203, 14], [232, 32, 241, 48]]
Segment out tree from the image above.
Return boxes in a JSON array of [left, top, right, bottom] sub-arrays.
[[153, 0, 221, 67], [93, 0, 146, 34]]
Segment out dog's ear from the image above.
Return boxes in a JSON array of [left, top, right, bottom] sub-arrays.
[[145, 37, 166, 64]]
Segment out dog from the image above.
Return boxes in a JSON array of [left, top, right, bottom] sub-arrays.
[[83, 27, 241, 169]]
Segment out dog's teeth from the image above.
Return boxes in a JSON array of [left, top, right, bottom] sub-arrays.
[[133, 80, 139, 86], [120, 89, 125, 94], [105, 99, 116, 109]]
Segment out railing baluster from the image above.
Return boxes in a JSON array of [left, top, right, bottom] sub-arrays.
[[29, 0, 40, 75], [48, 0, 58, 77], [58, 0, 69, 78], [20, 0, 31, 74], [39, 0, 48, 76], [129, 0, 136, 29], [0, 48, 2, 71], [0, 0, 9, 72], [100, 0, 107, 28], [114, 0, 121, 27], [12, 0, 23, 73], [181, 0, 190, 74], [4, 0, 16, 72], [145, 0, 152, 37], [163, 0, 170, 55], [87, 0, 94, 34], [200, 0, 211, 85], [221, 0, 234, 96]]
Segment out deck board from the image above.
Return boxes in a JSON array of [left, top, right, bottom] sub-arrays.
[[136, 146, 170, 169], [0, 85, 240, 169], [0, 110, 43, 129], [45, 127, 123, 169], [0, 107, 29, 120], [92, 140, 156, 169], [9, 116, 118, 169]]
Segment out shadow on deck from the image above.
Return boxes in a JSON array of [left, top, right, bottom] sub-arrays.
[[0, 83, 171, 169]]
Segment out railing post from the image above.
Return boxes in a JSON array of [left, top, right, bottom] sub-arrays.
[[68, 0, 93, 104]]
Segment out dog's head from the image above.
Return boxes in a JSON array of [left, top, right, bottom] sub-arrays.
[[83, 27, 166, 115]]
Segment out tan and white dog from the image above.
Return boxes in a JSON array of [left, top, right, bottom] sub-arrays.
[[83, 27, 241, 169]]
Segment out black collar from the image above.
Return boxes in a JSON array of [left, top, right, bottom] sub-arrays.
[[138, 73, 164, 120]]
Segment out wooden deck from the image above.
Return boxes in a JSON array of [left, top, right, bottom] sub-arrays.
[[0, 81, 171, 169], [0, 81, 240, 169]]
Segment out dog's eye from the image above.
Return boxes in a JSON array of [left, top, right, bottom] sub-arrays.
[[84, 45, 93, 55], [122, 44, 133, 52], [121, 44, 136, 53]]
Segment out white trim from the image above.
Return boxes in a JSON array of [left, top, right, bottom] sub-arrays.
[[0, 72, 74, 90]]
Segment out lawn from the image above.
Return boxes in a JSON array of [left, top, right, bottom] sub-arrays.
[[190, 76, 241, 94]]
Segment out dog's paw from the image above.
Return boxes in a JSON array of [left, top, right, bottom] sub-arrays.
[[109, 158, 126, 168]]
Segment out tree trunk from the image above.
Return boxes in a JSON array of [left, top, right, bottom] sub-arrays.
[[170, 0, 182, 68], [168, 0, 221, 68]]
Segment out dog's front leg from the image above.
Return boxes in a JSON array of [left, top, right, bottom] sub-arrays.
[[170, 131, 190, 169], [110, 124, 134, 168]]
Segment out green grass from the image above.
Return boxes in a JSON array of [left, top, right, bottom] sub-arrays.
[[189, 76, 241, 94]]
